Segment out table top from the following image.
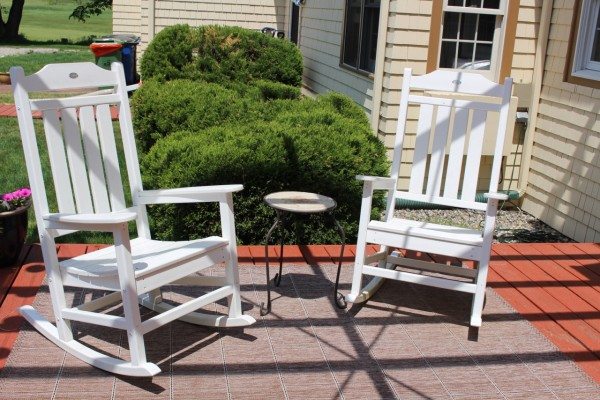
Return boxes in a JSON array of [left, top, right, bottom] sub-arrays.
[[264, 191, 337, 214]]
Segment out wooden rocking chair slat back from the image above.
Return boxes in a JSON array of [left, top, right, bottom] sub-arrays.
[[392, 69, 512, 211], [39, 99, 127, 217], [16, 64, 130, 221], [97, 103, 127, 211], [42, 109, 76, 214]]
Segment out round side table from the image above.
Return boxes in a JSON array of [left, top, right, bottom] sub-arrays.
[[260, 191, 346, 316]]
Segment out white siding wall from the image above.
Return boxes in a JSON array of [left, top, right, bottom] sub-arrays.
[[521, 2, 600, 242], [297, 1, 374, 110], [378, 0, 433, 153]]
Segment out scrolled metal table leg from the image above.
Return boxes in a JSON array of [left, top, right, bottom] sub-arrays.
[[332, 215, 347, 309], [260, 215, 281, 316]]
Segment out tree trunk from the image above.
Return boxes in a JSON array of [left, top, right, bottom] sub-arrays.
[[0, 0, 25, 41]]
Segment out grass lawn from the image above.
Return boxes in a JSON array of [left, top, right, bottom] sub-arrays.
[[0, 47, 94, 74], [11, 0, 112, 43]]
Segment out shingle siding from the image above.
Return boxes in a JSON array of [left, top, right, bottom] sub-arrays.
[[521, 1, 600, 241]]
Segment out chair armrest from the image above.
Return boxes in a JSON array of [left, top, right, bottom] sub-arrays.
[[136, 184, 244, 205], [43, 210, 137, 231], [356, 175, 396, 190], [484, 192, 509, 201]]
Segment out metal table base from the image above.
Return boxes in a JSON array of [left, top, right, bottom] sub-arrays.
[[259, 192, 347, 316]]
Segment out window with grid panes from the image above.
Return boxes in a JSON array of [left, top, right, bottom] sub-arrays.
[[438, 0, 506, 77]]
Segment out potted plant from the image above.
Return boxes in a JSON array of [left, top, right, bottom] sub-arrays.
[[0, 72, 10, 85], [0, 188, 31, 267]]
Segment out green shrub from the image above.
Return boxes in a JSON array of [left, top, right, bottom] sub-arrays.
[[138, 24, 198, 81], [131, 79, 303, 152], [141, 94, 389, 244], [132, 79, 259, 152], [140, 24, 303, 87], [255, 80, 301, 101]]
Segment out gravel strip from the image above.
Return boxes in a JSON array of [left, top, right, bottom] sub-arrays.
[[395, 206, 573, 243], [0, 46, 62, 57]]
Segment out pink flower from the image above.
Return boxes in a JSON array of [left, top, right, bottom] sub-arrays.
[[17, 188, 31, 198], [2, 193, 15, 202], [1, 187, 31, 212]]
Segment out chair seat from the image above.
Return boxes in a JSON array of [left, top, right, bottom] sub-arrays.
[[368, 218, 484, 246], [60, 237, 228, 279]]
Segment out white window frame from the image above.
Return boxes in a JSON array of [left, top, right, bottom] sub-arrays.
[[439, 0, 508, 80], [572, 0, 600, 81]]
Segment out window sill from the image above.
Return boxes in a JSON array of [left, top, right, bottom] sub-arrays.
[[572, 69, 600, 81], [339, 64, 375, 80], [566, 69, 600, 89]]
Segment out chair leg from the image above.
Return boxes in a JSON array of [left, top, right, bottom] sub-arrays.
[[470, 260, 490, 327], [122, 290, 148, 366], [114, 225, 148, 367], [219, 196, 244, 319], [346, 239, 366, 303], [40, 235, 74, 341], [225, 257, 243, 319]]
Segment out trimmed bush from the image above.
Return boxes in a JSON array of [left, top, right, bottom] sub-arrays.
[[255, 80, 301, 101], [132, 79, 256, 152], [137, 24, 198, 81], [131, 79, 302, 152], [140, 24, 303, 87], [141, 94, 389, 244]]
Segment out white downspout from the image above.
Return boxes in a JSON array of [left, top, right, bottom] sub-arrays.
[[518, 0, 553, 194], [370, 0, 390, 135]]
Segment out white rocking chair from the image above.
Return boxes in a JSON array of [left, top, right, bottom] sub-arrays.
[[347, 68, 513, 327], [10, 62, 256, 376]]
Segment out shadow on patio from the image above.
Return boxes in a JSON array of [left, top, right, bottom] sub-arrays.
[[0, 242, 599, 398]]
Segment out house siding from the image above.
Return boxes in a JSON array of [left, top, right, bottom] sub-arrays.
[[521, 1, 600, 242], [114, 1, 288, 56], [378, 0, 434, 165], [112, 1, 600, 242], [296, 1, 374, 110], [113, 0, 142, 37]]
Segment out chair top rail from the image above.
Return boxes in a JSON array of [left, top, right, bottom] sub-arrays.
[[409, 69, 506, 97], [407, 95, 502, 113], [9, 62, 117, 92], [31, 94, 121, 112]]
